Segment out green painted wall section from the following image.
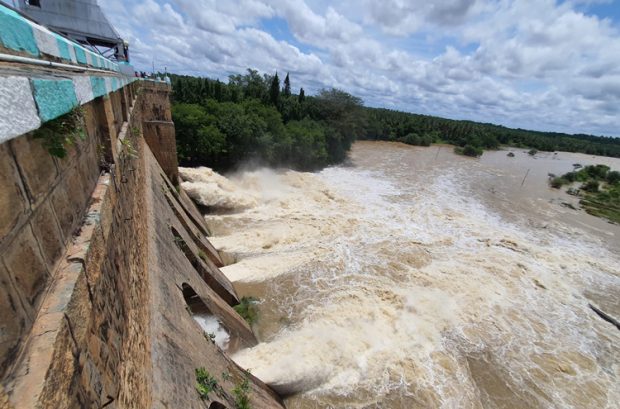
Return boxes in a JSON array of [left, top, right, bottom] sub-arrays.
[[32, 79, 78, 122], [90, 77, 107, 98], [0, 7, 39, 56], [55, 35, 72, 61], [74, 45, 87, 64]]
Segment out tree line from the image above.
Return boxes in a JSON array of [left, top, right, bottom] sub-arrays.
[[363, 108, 620, 158], [170, 70, 364, 171], [169, 69, 620, 170]]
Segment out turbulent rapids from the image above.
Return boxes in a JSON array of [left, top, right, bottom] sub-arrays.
[[180, 141, 620, 409]]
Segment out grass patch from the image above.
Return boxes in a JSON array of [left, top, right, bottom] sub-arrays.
[[195, 368, 218, 400], [120, 137, 138, 159], [233, 297, 258, 325], [233, 377, 251, 409], [34, 106, 86, 158]]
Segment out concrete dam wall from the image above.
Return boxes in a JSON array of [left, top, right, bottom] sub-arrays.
[[0, 6, 283, 409]]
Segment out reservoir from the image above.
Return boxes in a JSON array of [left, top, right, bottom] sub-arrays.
[[181, 141, 620, 408]]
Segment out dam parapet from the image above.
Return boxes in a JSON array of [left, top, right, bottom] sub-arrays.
[[0, 5, 283, 408]]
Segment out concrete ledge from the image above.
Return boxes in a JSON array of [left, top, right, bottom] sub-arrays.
[[162, 183, 223, 267], [0, 73, 139, 144], [0, 4, 120, 72], [145, 150, 285, 409], [5, 173, 110, 408], [0, 4, 168, 144]]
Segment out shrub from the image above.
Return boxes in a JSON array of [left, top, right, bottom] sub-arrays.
[[582, 180, 599, 193], [195, 368, 218, 400], [607, 171, 620, 185], [455, 145, 482, 157], [550, 177, 567, 189], [584, 164, 610, 179], [461, 145, 483, 157], [33, 107, 86, 158], [204, 332, 216, 343], [420, 134, 433, 146], [233, 378, 251, 409], [563, 172, 577, 182], [403, 133, 421, 145], [233, 297, 258, 325]]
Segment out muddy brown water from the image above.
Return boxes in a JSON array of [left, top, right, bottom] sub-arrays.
[[180, 141, 620, 409]]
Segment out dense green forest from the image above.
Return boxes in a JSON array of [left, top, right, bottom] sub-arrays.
[[363, 108, 620, 158], [169, 70, 620, 170], [170, 70, 364, 171]]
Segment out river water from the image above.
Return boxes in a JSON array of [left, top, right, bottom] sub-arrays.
[[179, 141, 620, 409]]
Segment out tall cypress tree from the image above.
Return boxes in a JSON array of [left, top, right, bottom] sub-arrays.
[[283, 73, 291, 97], [270, 72, 280, 106], [214, 80, 222, 101], [298, 87, 305, 103]]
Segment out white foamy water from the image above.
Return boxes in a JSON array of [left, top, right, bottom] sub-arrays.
[[180, 141, 620, 408], [193, 313, 231, 350]]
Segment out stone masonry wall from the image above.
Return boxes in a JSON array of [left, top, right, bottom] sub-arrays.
[[141, 84, 178, 183], [0, 81, 150, 408], [0, 5, 286, 408], [0, 100, 103, 376], [1, 79, 284, 408]]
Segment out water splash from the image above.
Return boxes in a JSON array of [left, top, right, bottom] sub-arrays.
[[179, 144, 620, 408]]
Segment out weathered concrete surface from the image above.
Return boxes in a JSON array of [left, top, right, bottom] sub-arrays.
[[2, 81, 153, 408], [0, 76, 40, 142], [141, 83, 178, 183], [164, 174, 216, 243], [144, 120, 178, 183], [72, 76, 94, 105], [0, 4, 122, 72], [0, 261, 33, 379], [166, 195, 223, 270], [2, 223, 49, 309], [9, 131, 59, 204], [147, 149, 284, 408], [0, 143, 27, 240], [0, 105, 102, 367]]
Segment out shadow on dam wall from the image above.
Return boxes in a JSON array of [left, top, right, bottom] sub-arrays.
[[0, 79, 285, 409]]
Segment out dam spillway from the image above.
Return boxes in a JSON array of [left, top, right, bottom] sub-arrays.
[[178, 142, 620, 408], [0, 5, 283, 408]]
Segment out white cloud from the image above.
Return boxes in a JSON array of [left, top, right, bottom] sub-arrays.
[[103, 0, 620, 136], [363, 0, 485, 36]]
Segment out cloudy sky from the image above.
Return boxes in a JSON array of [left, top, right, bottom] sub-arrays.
[[104, 0, 620, 136]]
